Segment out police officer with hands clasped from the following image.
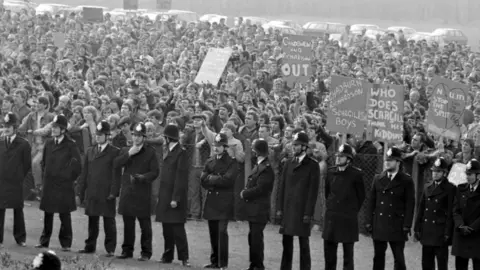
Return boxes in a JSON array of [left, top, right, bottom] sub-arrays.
[[240, 139, 275, 270], [414, 157, 456, 270], [451, 158, 480, 270], [365, 147, 415, 270], [323, 144, 365, 270]]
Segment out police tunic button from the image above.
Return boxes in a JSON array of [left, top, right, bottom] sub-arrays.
[[388, 215, 391, 217], [391, 192, 393, 194], [425, 219, 428, 222], [432, 221, 435, 224], [390, 204, 392, 206], [433, 210, 436, 213], [428, 198, 431, 201], [383, 191, 386, 194], [426, 208, 428, 211], [435, 200, 438, 203], [380, 213, 383, 216], [381, 202, 384, 204]]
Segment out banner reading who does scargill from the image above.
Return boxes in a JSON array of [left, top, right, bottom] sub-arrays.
[[280, 35, 313, 87]]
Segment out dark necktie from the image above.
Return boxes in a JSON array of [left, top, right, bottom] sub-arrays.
[[388, 174, 392, 181], [472, 186, 475, 193], [98, 146, 102, 153]]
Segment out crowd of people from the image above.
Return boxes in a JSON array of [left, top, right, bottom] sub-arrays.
[[0, 5, 479, 270]]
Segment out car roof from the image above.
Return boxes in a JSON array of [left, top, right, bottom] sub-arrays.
[[167, 9, 196, 14]]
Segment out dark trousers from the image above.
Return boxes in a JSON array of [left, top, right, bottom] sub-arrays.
[[187, 167, 203, 219], [422, 245, 448, 270], [455, 256, 480, 270], [0, 208, 26, 244], [121, 216, 152, 258], [39, 212, 72, 248], [248, 222, 266, 270], [280, 235, 311, 270], [324, 240, 354, 270], [161, 223, 189, 261], [84, 216, 116, 253], [207, 220, 229, 267], [373, 240, 406, 270]]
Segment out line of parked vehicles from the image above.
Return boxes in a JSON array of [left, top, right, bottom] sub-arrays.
[[2, 0, 469, 46]]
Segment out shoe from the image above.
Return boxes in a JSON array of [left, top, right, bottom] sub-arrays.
[[61, 247, 71, 252], [17, 242, 26, 247], [204, 264, 220, 269], [105, 252, 114, 257], [158, 258, 172, 264], [116, 253, 133, 259], [78, 249, 95, 254], [182, 260, 191, 267], [137, 255, 150, 261], [35, 244, 47, 248]]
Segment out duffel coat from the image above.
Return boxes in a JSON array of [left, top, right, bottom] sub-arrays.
[[77, 144, 121, 218], [40, 136, 82, 213], [155, 143, 189, 223], [0, 136, 31, 209], [366, 171, 415, 242], [276, 155, 320, 237], [414, 178, 456, 246], [242, 157, 275, 224], [452, 183, 480, 259], [323, 165, 365, 243], [201, 153, 238, 220], [115, 144, 159, 218]]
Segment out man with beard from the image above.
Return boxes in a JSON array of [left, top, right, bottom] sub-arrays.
[[275, 131, 320, 270], [451, 158, 480, 269], [414, 157, 456, 270], [365, 147, 415, 270], [323, 144, 365, 270]]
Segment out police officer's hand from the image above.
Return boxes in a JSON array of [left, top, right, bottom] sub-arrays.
[[128, 146, 141, 156], [106, 195, 115, 201], [240, 190, 245, 199], [443, 235, 450, 243], [403, 227, 411, 240], [170, 201, 177, 208], [303, 216, 312, 224], [274, 211, 283, 224], [365, 224, 373, 233], [133, 174, 146, 183], [459, 226, 473, 236], [75, 196, 82, 207], [414, 232, 421, 242]]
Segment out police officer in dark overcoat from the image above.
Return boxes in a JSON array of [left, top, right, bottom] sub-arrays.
[[36, 115, 82, 251], [114, 122, 159, 261], [365, 147, 415, 270], [155, 124, 190, 267], [76, 121, 121, 257], [275, 131, 320, 270], [451, 158, 480, 270], [0, 112, 31, 247], [323, 144, 365, 270], [201, 133, 238, 269], [414, 157, 456, 270], [240, 139, 275, 270]]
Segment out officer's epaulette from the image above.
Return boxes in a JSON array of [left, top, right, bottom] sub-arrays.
[[307, 156, 318, 163], [351, 166, 362, 172]]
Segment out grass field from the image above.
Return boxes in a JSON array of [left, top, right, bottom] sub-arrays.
[[0, 202, 469, 269]]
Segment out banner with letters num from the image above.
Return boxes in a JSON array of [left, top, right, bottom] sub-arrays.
[[366, 83, 404, 143], [156, 0, 172, 10], [448, 163, 467, 186], [124, 0, 139, 10], [325, 75, 367, 135], [427, 77, 468, 141], [280, 35, 314, 87], [194, 48, 232, 86], [82, 7, 103, 23]]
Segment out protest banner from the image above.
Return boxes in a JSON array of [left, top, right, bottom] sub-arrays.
[[124, 0, 138, 10], [82, 7, 104, 23], [427, 77, 467, 141], [448, 163, 467, 186], [325, 75, 367, 135], [280, 35, 314, 87], [194, 47, 232, 86], [53, 33, 65, 48], [366, 83, 404, 143], [156, 0, 172, 10]]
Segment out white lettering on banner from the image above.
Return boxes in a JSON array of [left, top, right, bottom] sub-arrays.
[[282, 37, 312, 48], [335, 118, 356, 129], [281, 63, 309, 77], [373, 129, 403, 141], [329, 79, 364, 101]]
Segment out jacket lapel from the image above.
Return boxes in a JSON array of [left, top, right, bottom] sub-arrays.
[[164, 144, 177, 160], [249, 158, 268, 178], [94, 144, 109, 160], [428, 180, 446, 197], [52, 138, 67, 153]]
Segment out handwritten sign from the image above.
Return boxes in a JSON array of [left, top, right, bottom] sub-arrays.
[[366, 83, 404, 142], [326, 75, 367, 135], [448, 163, 467, 186], [156, 0, 172, 10], [82, 7, 104, 23], [280, 35, 314, 87], [194, 48, 232, 86], [124, 0, 138, 10], [427, 77, 467, 141]]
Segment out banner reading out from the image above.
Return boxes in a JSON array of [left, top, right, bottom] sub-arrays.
[[427, 77, 467, 141], [326, 75, 367, 135], [448, 163, 467, 186], [194, 48, 232, 86], [280, 35, 313, 87], [366, 83, 404, 143]]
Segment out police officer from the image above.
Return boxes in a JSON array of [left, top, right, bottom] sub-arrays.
[[36, 115, 82, 251], [201, 133, 238, 269], [114, 122, 159, 261], [240, 139, 275, 270], [275, 131, 320, 270], [452, 158, 480, 270], [0, 112, 31, 248], [365, 147, 415, 270], [76, 121, 121, 257], [323, 144, 365, 270], [414, 157, 456, 270], [155, 124, 190, 267]]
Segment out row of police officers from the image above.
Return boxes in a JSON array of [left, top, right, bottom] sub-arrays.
[[0, 110, 480, 269]]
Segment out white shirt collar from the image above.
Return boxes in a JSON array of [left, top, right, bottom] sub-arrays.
[[98, 142, 108, 152], [169, 142, 178, 152], [7, 134, 16, 142], [388, 171, 398, 180], [257, 156, 266, 165], [55, 135, 64, 144], [471, 182, 479, 191], [296, 153, 306, 163]]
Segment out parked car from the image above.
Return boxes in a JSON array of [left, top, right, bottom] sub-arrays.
[[4, 1, 33, 12], [35, 3, 71, 15], [408, 32, 446, 46], [262, 24, 299, 35], [350, 24, 380, 35], [264, 20, 303, 34], [302, 22, 347, 37], [199, 14, 226, 23], [238, 16, 270, 26], [387, 26, 416, 38], [364, 29, 394, 40], [431, 28, 468, 45], [166, 9, 199, 22]]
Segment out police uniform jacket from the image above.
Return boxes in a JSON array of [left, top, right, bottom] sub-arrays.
[[414, 178, 456, 246], [242, 157, 275, 223], [77, 144, 121, 218], [115, 144, 159, 218], [155, 143, 189, 223], [40, 136, 82, 213], [0, 136, 31, 209], [323, 165, 365, 243], [452, 183, 480, 259], [276, 155, 320, 237], [201, 153, 238, 220], [366, 171, 415, 242]]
